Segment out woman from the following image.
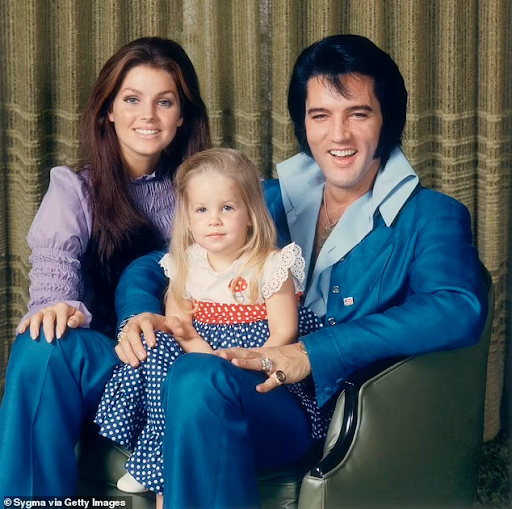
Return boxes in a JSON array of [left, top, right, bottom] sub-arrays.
[[0, 36, 210, 497]]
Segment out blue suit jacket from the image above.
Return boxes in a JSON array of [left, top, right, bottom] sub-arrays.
[[116, 179, 488, 408]]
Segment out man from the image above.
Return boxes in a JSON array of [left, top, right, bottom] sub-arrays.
[[114, 35, 487, 508]]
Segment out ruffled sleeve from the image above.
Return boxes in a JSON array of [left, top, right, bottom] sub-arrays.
[[21, 166, 93, 326], [261, 242, 306, 299], [158, 253, 174, 280]]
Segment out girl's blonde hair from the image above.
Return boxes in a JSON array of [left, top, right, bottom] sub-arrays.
[[170, 148, 277, 311]]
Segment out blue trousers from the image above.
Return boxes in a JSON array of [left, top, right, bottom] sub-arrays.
[[162, 354, 314, 509], [0, 328, 119, 497]]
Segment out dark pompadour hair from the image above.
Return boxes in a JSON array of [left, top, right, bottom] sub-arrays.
[[288, 34, 407, 165]]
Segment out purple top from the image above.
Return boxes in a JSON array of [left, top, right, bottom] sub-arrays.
[[22, 166, 175, 327]]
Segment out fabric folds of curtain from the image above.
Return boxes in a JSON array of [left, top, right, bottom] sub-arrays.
[[0, 0, 510, 440]]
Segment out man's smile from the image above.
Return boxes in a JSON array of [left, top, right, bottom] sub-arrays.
[[329, 149, 357, 157]]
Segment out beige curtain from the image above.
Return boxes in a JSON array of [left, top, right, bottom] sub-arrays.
[[0, 0, 510, 441]]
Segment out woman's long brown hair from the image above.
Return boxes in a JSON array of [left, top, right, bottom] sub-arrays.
[[79, 37, 211, 333]]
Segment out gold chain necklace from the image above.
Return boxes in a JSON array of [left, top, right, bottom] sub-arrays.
[[323, 185, 338, 231], [316, 185, 338, 256]]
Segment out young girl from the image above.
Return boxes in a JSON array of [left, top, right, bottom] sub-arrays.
[[94, 148, 325, 502]]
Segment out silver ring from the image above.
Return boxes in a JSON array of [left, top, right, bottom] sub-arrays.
[[274, 370, 287, 385], [260, 357, 273, 373], [117, 330, 126, 342]]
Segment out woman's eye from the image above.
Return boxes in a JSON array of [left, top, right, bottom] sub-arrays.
[[158, 99, 173, 108], [124, 97, 139, 104]]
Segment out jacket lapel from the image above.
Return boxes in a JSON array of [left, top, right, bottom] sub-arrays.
[[276, 153, 324, 281]]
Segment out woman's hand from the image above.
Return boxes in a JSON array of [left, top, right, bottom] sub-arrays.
[[17, 303, 86, 342], [115, 313, 190, 367], [216, 343, 311, 393]]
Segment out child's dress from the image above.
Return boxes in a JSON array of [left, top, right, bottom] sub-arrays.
[[94, 242, 333, 494]]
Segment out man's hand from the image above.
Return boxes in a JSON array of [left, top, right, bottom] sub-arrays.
[[216, 343, 311, 393], [116, 313, 189, 368], [17, 303, 86, 342]]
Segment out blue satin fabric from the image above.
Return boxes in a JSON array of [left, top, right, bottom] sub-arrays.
[[264, 179, 488, 407], [115, 249, 167, 326], [0, 328, 119, 496], [162, 354, 313, 509]]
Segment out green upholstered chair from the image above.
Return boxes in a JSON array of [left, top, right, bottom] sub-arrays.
[[77, 267, 494, 509]]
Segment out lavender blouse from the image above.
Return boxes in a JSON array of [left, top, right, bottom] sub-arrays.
[[22, 166, 175, 327]]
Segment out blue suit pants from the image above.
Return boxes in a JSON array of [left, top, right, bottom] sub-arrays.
[[0, 329, 119, 496], [162, 354, 314, 509]]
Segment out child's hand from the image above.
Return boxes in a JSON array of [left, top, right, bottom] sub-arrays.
[[173, 321, 203, 343], [173, 322, 215, 354]]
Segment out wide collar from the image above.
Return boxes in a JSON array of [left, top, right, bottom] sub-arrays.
[[276, 148, 419, 315]]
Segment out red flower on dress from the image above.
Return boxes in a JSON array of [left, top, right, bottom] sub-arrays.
[[229, 277, 248, 293], [229, 278, 248, 303]]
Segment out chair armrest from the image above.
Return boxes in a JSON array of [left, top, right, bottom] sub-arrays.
[[310, 263, 493, 479], [310, 356, 405, 478]]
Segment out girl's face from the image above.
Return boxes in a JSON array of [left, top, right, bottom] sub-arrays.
[[186, 173, 252, 272], [108, 65, 184, 177]]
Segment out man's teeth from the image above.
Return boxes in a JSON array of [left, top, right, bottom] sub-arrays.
[[135, 129, 159, 135], [330, 149, 356, 157]]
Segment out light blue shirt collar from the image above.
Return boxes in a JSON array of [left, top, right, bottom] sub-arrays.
[[276, 147, 419, 317]]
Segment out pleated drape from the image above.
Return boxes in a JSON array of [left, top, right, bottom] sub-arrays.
[[0, 0, 510, 441]]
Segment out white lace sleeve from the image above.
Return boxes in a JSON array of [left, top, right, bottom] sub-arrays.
[[158, 253, 173, 280], [261, 243, 306, 299]]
